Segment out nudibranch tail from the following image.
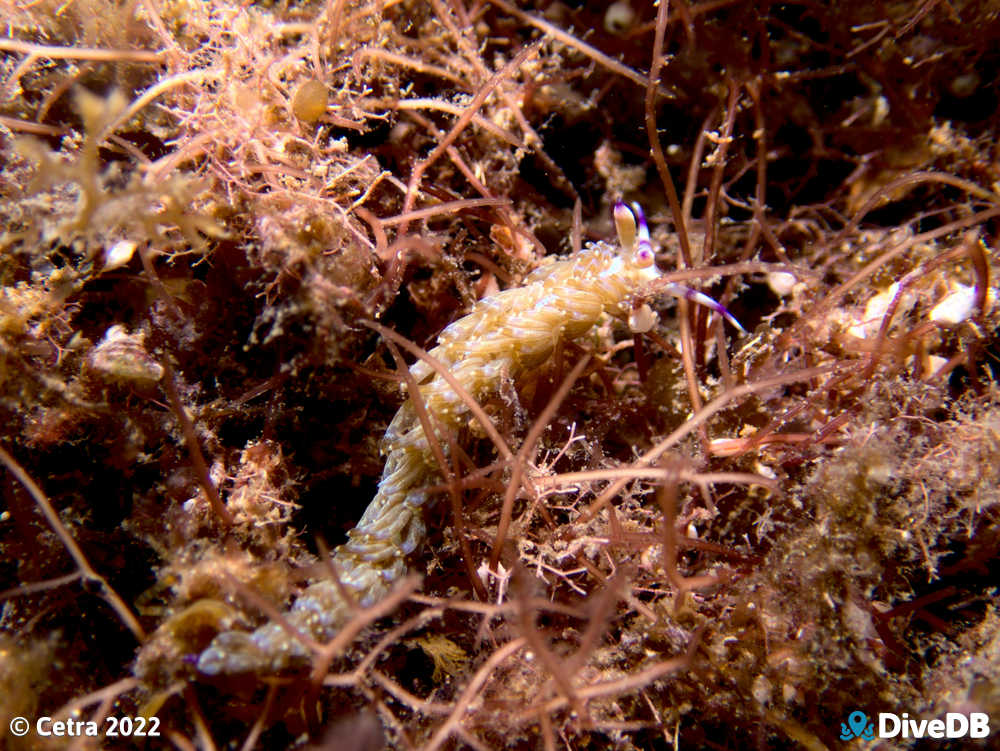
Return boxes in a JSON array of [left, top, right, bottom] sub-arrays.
[[195, 202, 743, 676]]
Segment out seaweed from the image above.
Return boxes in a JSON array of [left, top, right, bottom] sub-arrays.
[[1, 0, 999, 749]]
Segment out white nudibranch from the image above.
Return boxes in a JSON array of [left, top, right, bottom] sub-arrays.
[[196, 203, 743, 674]]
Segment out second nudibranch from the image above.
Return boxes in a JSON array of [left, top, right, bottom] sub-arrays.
[[197, 203, 740, 674]]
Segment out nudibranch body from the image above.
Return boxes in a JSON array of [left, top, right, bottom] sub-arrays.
[[197, 204, 737, 674]]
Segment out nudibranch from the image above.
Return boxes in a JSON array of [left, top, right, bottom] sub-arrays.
[[197, 203, 741, 674]]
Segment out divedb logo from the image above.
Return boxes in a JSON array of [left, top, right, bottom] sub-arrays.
[[840, 710, 990, 741]]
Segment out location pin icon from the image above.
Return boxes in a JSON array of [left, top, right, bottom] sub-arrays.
[[848, 711, 868, 737]]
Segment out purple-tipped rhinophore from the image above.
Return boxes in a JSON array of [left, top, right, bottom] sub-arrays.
[[664, 283, 746, 332], [629, 202, 656, 268]]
